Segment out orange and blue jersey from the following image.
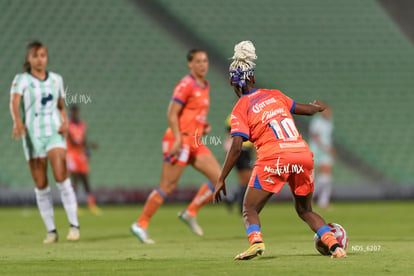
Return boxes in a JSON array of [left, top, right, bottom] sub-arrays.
[[67, 119, 87, 155], [230, 88, 309, 164], [67, 119, 89, 173], [164, 74, 210, 147]]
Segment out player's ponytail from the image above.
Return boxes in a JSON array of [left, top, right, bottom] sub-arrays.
[[229, 40, 257, 91], [23, 41, 45, 72]]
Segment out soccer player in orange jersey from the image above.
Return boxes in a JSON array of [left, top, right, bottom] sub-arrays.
[[67, 105, 101, 215], [130, 49, 221, 244], [213, 41, 346, 260]]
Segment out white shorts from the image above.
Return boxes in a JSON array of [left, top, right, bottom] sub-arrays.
[[22, 132, 66, 161], [312, 148, 333, 167]]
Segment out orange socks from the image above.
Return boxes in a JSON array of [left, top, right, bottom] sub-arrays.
[[246, 224, 263, 245], [137, 182, 214, 228], [186, 182, 214, 217], [137, 189, 166, 229], [87, 194, 96, 207], [248, 231, 263, 245], [321, 232, 338, 249]]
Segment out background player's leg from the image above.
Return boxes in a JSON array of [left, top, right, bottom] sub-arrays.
[[79, 173, 91, 194], [29, 158, 57, 242], [70, 173, 79, 194], [187, 153, 221, 216], [315, 164, 333, 209], [175, 153, 220, 236], [315, 173, 332, 209], [131, 161, 185, 243], [48, 148, 80, 240], [137, 161, 186, 228], [79, 173, 101, 214]]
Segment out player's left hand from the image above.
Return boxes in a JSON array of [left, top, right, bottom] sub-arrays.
[[58, 121, 69, 137], [213, 179, 226, 204], [310, 100, 326, 112]]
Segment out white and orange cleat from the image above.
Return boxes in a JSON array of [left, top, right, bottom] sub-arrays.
[[130, 223, 155, 244]]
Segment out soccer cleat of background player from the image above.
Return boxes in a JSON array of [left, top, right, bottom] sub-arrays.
[[130, 223, 155, 244], [178, 210, 203, 236], [130, 49, 221, 243], [9, 41, 80, 243], [213, 40, 346, 260]]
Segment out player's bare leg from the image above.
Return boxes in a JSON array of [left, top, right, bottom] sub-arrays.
[[70, 173, 79, 193], [235, 187, 272, 260], [294, 192, 346, 258], [70, 173, 85, 215], [131, 161, 185, 243], [314, 164, 333, 209], [48, 148, 79, 241], [29, 157, 57, 243], [236, 169, 251, 214], [78, 173, 101, 215], [178, 153, 221, 236]]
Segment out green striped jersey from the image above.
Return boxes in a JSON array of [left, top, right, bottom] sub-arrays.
[[10, 71, 65, 138]]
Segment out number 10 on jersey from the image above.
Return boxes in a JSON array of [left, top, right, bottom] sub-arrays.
[[268, 118, 299, 139]]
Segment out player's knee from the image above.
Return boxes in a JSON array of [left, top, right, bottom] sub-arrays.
[[34, 179, 48, 189], [54, 173, 68, 183], [296, 207, 313, 220], [159, 181, 177, 195]]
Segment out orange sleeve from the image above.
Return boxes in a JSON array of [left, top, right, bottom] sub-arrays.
[[171, 77, 192, 105], [274, 90, 296, 113], [230, 100, 250, 140]]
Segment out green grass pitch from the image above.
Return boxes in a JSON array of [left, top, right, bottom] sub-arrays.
[[1, 201, 413, 275]]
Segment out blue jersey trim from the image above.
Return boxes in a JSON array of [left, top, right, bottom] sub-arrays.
[[172, 98, 185, 105], [231, 132, 249, 140], [290, 101, 296, 113], [241, 88, 258, 98]]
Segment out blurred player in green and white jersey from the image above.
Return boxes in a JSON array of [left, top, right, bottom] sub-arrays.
[[309, 106, 335, 209], [9, 41, 80, 243]]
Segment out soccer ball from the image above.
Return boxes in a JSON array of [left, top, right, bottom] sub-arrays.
[[314, 223, 348, 255]]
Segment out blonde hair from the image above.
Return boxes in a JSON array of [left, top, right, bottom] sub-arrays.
[[229, 40, 257, 72], [229, 41, 257, 90]]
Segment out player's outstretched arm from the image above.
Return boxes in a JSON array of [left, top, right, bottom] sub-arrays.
[[293, 100, 326, 116], [214, 135, 244, 203]]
